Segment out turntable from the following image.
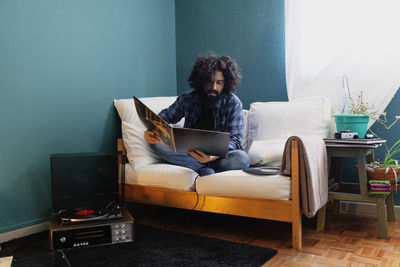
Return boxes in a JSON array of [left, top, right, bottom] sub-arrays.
[[49, 153, 134, 250], [57, 201, 124, 225], [50, 207, 134, 250]]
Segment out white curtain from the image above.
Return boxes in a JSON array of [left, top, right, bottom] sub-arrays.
[[285, 0, 400, 126]]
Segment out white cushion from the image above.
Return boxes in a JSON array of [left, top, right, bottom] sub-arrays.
[[248, 96, 331, 143], [114, 97, 184, 127], [248, 139, 286, 167], [114, 97, 184, 168], [121, 121, 161, 168], [247, 96, 331, 165], [125, 164, 291, 199], [125, 163, 198, 191], [196, 170, 291, 200]]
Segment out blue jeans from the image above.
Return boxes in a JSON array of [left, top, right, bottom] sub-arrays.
[[150, 142, 250, 176]]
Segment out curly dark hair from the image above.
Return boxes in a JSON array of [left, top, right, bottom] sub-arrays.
[[188, 53, 242, 95]]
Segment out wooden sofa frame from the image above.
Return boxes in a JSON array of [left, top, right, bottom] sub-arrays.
[[117, 138, 303, 249]]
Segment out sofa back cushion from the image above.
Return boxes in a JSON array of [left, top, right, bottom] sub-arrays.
[[114, 97, 183, 169], [247, 96, 331, 166]]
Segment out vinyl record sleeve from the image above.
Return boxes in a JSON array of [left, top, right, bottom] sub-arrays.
[[134, 96, 229, 156]]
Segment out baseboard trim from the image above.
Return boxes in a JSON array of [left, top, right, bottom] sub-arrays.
[[341, 201, 400, 217], [0, 221, 50, 243]]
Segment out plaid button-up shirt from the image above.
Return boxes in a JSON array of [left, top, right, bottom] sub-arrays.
[[159, 90, 244, 151]]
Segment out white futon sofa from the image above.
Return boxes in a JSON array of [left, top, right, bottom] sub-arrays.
[[114, 96, 331, 249]]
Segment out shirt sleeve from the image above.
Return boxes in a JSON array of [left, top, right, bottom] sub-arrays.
[[158, 96, 185, 124], [225, 98, 244, 150]]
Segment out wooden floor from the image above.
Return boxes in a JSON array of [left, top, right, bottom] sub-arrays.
[[128, 203, 400, 266]]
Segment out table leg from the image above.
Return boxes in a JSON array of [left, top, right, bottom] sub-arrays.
[[356, 150, 368, 196], [376, 197, 389, 239], [386, 193, 395, 222]]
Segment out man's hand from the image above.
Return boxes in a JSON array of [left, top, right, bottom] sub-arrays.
[[188, 149, 219, 163], [144, 130, 160, 144]]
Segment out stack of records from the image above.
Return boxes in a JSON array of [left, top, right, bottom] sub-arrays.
[[368, 180, 391, 194]]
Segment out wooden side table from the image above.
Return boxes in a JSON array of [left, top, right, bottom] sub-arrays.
[[317, 142, 396, 239]]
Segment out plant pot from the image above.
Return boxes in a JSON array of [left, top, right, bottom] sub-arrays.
[[333, 114, 369, 138], [365, 163, 400, 191]]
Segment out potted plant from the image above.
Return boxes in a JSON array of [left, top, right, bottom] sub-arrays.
[[366, 141, 400, 188], [339, 77, 400, 190], [348, 90, 400, 190], [333, 78, 377, 138], [366, 138, 400, 191]]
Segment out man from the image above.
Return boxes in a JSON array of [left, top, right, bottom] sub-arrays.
[[144, 53, 250, 176]]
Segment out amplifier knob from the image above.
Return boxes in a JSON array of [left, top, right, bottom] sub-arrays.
[[60, 237, 66, 243]]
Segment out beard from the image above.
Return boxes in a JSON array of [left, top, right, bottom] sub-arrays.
[[203, 89, 221, 109]]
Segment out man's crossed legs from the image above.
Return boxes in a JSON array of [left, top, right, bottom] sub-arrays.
[[150, 142, 250, 176]]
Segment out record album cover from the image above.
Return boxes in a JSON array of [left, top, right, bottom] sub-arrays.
[[133, 96, 229, 156]]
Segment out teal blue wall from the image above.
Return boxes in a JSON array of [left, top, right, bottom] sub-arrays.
[[175, 0, 287, 109], [0, 0, 176, 234]]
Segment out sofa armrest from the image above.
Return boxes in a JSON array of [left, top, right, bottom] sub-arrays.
[[290, 139, 302, 248], [118, 138, 126, 154]]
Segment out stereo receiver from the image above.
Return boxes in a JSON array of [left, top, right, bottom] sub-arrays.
[[50, 207, 134, 250]]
